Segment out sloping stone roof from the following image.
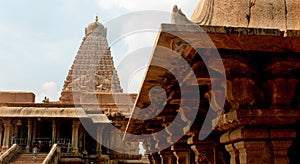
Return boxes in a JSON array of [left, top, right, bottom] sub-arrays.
[[0, 106, 87, 118]]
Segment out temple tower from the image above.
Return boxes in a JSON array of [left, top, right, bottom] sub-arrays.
[[60, 16, 122, 103]]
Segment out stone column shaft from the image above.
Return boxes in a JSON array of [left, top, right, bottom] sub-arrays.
[[52, 120, 56, 144], [150, 152, 161, 164], [171, 145, 190, 164], [71, 119, 80, 153], [26, 119, 32, 152], [159, 150, 176, 164], [191, 144, 215, 164], [0, 125, 3, 147], [173, 151, 190, 164], [96, 125, 103, 155], [2, 119, 11, 151], [14, 123, 18, 139], [225, 144, 239, 164], [32, 120, 36, 143]]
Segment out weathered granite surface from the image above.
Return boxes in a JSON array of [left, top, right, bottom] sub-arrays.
[[0, 92, 35, 103], [191, 0, 300, 31]]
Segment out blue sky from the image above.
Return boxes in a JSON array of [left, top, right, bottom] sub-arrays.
[[0, 0, 199, 102]]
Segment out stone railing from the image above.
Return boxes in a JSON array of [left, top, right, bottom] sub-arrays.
[[55, 138, 71, 145], [13, 138, 27, 146], [0, 144, 19, 164], [42, 144, 60, 164]]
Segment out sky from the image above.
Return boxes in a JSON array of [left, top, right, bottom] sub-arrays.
[[0, 0, 199, 102]]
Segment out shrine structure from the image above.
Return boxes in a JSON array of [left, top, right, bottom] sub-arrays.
[[0, 16, 143, 164], [125, 0, 300, 164]]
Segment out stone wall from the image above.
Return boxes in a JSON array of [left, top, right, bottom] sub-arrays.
[[0, 92, 35, 103]]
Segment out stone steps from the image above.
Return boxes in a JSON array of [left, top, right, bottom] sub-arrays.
[[10, 152, 48, 164]]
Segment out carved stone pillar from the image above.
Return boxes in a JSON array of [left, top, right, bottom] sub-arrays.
[[26, 119, 32, 152], [150, 152, 161, 164], [265, 78, 298, 108], [191, 145, 214, 164], [71, 119, 80, 153], [148, 154, 154, 164], [171, 145, 190, 164], [225, 144, 239, 164], [158, 149, 176, 164], [263, 60, 299, 108], [2, 119, 11, 151], [272, 141, 293, 164], [0, 122, 3, 147], [220, 126, 295, 164], [13, 120, 18, 139], [32, 119, 36, 143], [52, 119, 56, 145], [57, 120, 61, 138], [96, 125, 103, 156], [234, 141, 272, 164]]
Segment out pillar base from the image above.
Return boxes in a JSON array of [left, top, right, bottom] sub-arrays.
[[1, 146, 8, 151], [221, 127, 295, 164]]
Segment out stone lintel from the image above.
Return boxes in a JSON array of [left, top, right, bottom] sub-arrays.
[[159, 24, 300, 52], [220, 127, 296, 144], [171, 144, 190, 152], [187, 135, 215, 146], [213, 109, 300, 131]]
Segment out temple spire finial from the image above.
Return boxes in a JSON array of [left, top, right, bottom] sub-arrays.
[[95, 16, 99, 22]]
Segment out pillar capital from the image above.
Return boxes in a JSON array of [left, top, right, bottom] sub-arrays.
[[2, 118, 11, 126], [272, 141, 293, 164], [72, 119, 81, 126], [27, 118, 32, 126]]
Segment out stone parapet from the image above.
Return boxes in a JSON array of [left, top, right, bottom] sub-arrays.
[[0, 92, 35, 103]]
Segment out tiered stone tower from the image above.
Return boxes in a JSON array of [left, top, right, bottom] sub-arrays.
[[60, 16, 122, 103]]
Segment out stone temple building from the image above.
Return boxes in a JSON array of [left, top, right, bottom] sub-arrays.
[[0, 16, 142, 164], [0, 0, 300, 164]]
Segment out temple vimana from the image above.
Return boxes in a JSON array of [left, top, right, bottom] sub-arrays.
[[0, 0, 300, 163]]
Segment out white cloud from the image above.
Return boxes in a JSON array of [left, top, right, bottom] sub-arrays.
[[106, 10, 171, 93], [36, 82, 60, 102], [0, 0, 200, 97], [98, 0, 199, 17]]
